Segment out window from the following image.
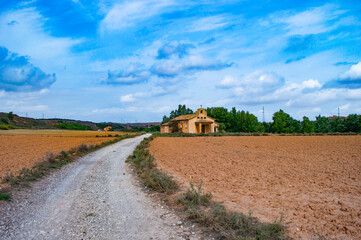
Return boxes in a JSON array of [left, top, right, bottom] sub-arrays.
[[200, 110, 203, 113], [204, 117, 206, 119], [197, 117, 199, 119]]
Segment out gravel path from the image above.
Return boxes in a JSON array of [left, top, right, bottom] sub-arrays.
[[0, 134, 201, 240]]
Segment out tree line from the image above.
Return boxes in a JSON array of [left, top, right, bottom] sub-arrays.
[[162, 105, 361, 133]]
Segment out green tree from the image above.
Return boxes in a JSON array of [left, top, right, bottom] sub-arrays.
[[162, 105, 194, 123], [206, 107, 232, 130], [330, 117, 346, 132], [301, 116, 315, 133], [344, 114, 360, 132], [271, 110, 301, 133], [7, 112, 14, 121], [315, 115, 331, 133]]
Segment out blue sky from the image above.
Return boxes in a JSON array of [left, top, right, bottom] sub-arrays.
[[0, 0, 360, 122]]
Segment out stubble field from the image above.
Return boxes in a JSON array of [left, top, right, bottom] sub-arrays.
[[150, 136, 361, 239], [0, 129, 132, 178]]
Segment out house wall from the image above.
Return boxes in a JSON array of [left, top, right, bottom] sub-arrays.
[[188, 118, 198, 133], [160, 125, 169, 133]]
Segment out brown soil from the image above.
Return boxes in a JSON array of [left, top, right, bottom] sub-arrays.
[[0, 135, 116, 178], [150, 136, 361, 239]]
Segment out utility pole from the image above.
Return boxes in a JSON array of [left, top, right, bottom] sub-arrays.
[[42, 113, 44, 119], [262, 106, 265, 123], [338, 108, 340, 117], [26, 113, 28, 117]]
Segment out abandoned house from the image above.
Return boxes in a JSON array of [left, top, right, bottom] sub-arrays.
[[160, 108, 219, 134]]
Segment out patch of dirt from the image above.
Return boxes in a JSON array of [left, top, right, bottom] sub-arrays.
[[150, 136, 361, 239], [0, 135, 116, 177]]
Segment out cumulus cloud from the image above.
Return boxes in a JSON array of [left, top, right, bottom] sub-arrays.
[[323, 62, 361, 89], [219, 70, 326, 106], [0, 8, 82, 70], [231, 70, 285, 96], [217, 76, 241, 88], [0, 46, 56, 92], [302, 79, 321, 89], [120, 94, 136, 103], [156, 41, 195, 59], [286, 88, 361, 107], [106, 63, 150, 85], [151, 56, 231, 77]]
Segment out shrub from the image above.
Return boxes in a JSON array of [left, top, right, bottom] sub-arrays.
[[0, 124, 9, 130], [0, 193, 11, 200], [178, 181, 212, 209], [77, 143, 89, 152], [127, 136, 179, 193], [0, 118, 8, 124]]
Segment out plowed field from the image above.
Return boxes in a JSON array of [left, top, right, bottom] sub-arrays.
[[150, 136, 361, 239], [0, 130, 131, 178]]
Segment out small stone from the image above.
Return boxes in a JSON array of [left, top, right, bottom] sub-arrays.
[[177, 221, 183, 225]]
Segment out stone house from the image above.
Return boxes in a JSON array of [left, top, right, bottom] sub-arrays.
[[160, 108, 219, 134]]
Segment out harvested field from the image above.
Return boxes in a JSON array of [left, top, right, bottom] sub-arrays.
[[0, 129, 131, 137], [0, 130, 133, 178], [150, 136, 361, 239]]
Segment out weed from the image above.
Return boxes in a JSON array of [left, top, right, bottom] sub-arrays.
[[127, 136, 179, 193], [0, 193, 11, 200], [178, 181, 212, 209], [77, 143, 89, 153], [46, 152, 57, 164]]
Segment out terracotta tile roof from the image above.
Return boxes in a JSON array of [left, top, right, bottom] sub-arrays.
[[170, 114, 196, 121]]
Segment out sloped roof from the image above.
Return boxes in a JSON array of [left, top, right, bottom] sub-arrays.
[[170, 114, 196, 121]]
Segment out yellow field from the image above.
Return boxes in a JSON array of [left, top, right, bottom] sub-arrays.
[[0, 129, 134, 137], [0, 129, 135, 178]]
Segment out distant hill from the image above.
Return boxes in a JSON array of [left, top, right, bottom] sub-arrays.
[[0, 112, 160, 131], [41, 118, 98, 130], [0, 112, 55, 129]]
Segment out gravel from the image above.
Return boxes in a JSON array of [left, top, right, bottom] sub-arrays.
[[0, 134, 202, 240]]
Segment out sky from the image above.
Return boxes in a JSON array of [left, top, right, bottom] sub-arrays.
[[0, 0, 360, 123]]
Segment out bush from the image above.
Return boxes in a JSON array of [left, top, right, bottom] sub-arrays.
[[0, 124, 9, 130], [0, 118, 8, 124], [127, 136, 179, 193], [178, 181, 212, 209], [0, 193, 11, 200]]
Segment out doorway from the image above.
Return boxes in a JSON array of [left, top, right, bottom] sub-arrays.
[[201, 124, 205, 133]]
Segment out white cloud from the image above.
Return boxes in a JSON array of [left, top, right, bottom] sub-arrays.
[[152, 55, 230, 77], [0, 8, 82, 72], [225, 70, 285, 96], [286, 88, 361, 108], [188, 15, 228, 32], [100, 0, 175, 31], [301, 79, 321, 89], [120, 94, 136, 103], [340, 62, 361, 80], [274, 4, 343, 35], [218, 75, 240, 88]]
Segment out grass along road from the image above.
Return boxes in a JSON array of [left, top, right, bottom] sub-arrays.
[[0, 134, 195, 239]]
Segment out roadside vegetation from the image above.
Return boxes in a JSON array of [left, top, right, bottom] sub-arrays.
[[0, 134, 140, 199], [127, 136, 288, 239], [126, 136, 178, 193], [162, 105, 361, 134]]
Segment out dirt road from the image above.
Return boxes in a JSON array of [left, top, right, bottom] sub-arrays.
[[0, 134, 195, 240]]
